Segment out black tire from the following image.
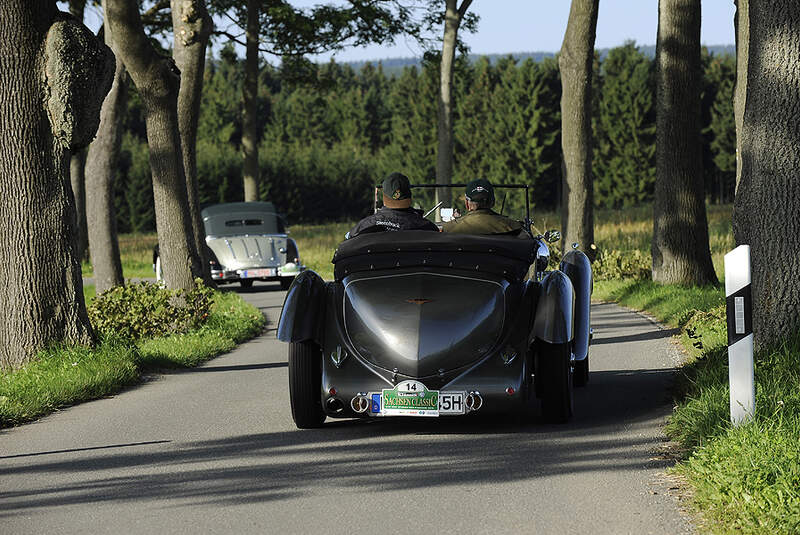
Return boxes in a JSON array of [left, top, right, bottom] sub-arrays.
[[279, 277, 294, 290], [573, 355, 589, 387], [240, 279, 254, 288], [288, 341, 325, 429], [537, 340, 573, 423]]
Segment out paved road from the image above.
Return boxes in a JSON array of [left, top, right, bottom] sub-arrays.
[[0, 283, 692, 534]]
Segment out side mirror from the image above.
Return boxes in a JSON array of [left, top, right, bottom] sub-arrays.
[[544, 230, 561, 243]]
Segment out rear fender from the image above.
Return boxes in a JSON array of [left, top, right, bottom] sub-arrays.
[[560, 249, 593, 361], [277, 270, 326, 344], [532, 271, 575, 345]]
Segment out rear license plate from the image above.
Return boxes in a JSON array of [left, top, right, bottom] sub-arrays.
[[240, 268, 275, 278], [378, 381, 466, 417]]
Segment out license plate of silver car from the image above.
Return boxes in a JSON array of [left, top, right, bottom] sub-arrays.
[[240, 268, 275, 278]]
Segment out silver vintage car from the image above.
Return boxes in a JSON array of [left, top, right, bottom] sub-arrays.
[[155, 202, 305, 289]]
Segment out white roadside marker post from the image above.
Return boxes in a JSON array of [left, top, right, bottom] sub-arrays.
[[724, 245, 756, 425]]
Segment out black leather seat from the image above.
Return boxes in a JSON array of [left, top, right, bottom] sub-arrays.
[[332, 230, 537, 282]]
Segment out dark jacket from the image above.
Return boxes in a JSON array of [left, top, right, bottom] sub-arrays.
[[348, 207, 439, 238], [442, 208, 523, 235]]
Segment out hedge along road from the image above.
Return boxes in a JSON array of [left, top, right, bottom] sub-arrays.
[[0, 283, 693, 534]]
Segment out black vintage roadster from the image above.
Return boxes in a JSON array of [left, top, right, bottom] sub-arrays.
[[277, 185, 592, 428]]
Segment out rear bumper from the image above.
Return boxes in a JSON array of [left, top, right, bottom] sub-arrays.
[[211, 263, 305, 283], [320, 344, 530, 419]]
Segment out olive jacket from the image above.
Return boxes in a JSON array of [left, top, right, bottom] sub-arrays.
[[442, 208, 523, 235]]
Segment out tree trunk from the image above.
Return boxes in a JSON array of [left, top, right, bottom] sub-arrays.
[[172, 0, 213, 284], [242, 0, 260, 202], [85, 1, 126, 294], [734, 0, 749, 191], [652, 0, 717, 285], [69, 0, 88, 261], [0, 1, 114, 368], [70, 149, 89, 260], [106, 0, 203, 291], [435, 0, 472, 220], [734, 0, 800, 348], [559, 0, 598, 251]]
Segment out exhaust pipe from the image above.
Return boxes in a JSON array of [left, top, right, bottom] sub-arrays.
[[465, 391, 483, 412], [326, 397, 344, 414], [350, 395, 370, 414]]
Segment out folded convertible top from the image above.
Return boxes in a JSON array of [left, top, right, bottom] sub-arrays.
[[332, 230, 538, 281]]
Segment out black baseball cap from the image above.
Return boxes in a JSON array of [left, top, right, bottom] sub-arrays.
[[382, 172, 412, 207], [465, 178, 495, 205]]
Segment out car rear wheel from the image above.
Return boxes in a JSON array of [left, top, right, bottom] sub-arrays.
[[537, 340, 573, 423], [573, 355, 589, 387], [288, 341, 325, 429], [240, 279, 254, 288], [279, 277, 294, 290]]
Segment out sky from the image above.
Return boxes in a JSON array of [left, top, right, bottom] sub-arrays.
[[75, 1, 737, 62], [298, 1, 737, 63]]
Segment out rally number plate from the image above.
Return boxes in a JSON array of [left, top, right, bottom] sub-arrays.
[[376, 381, 466, 417]]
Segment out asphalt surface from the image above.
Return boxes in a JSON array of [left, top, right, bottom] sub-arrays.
[[0, 282, 693, 534]]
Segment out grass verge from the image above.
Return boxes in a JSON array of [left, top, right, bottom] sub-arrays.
[[595, 279, 800, 534], [0, 290, 265, 428]]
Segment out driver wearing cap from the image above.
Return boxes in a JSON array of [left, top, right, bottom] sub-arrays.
[[442, 178, 524, 235], [348, 172, 439, 239]]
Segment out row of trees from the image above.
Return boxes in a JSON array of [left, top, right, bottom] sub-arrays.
[[0, 0, 433, 368], [1, 0, 798, 367], [112, 42, 736, 231], [557, 0, 800, 348]]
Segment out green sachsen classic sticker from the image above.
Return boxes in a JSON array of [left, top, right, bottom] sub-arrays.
[[382, 380, 439, 417]]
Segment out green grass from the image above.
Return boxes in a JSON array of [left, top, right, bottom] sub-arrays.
[[137, 291, 265, 369], [0, 290, 265, 427], [83, 283, 96, 303], [594, 279, 725, 327], [670, 333, 800, 534], [0, 339, 140, 425], [290, 221, 354, 281]]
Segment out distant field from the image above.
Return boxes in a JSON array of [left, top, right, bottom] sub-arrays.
[[81, 234, 158, 280], [88, 204, 733, 284]]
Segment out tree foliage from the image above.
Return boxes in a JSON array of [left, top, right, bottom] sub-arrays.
[[111, 43, 736, 228], [593, 42, 656, 208]]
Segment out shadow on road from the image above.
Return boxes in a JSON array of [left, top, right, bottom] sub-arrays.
[[182, 362, 288, 373], [0, 363, 679, 513], [591, 328, 680, 345], [222, 283, 285, 295]]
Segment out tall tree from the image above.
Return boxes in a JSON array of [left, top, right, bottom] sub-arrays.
[[171, 0, 214, 283], [652, 0, 717, 285], [0, 0, 113, 368], [435, 0, 473, 219], [85, 0, 127, 294], [559, 0, 598, 250], [105, 0, 204, 290], [241, 0, 260, 202], [68, 0, 89, 261], [734, 0, 800, 346]]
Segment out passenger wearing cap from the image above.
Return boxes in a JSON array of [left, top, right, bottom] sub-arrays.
[[442, 179, 524, 235], [347, 172, 439, 239]]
